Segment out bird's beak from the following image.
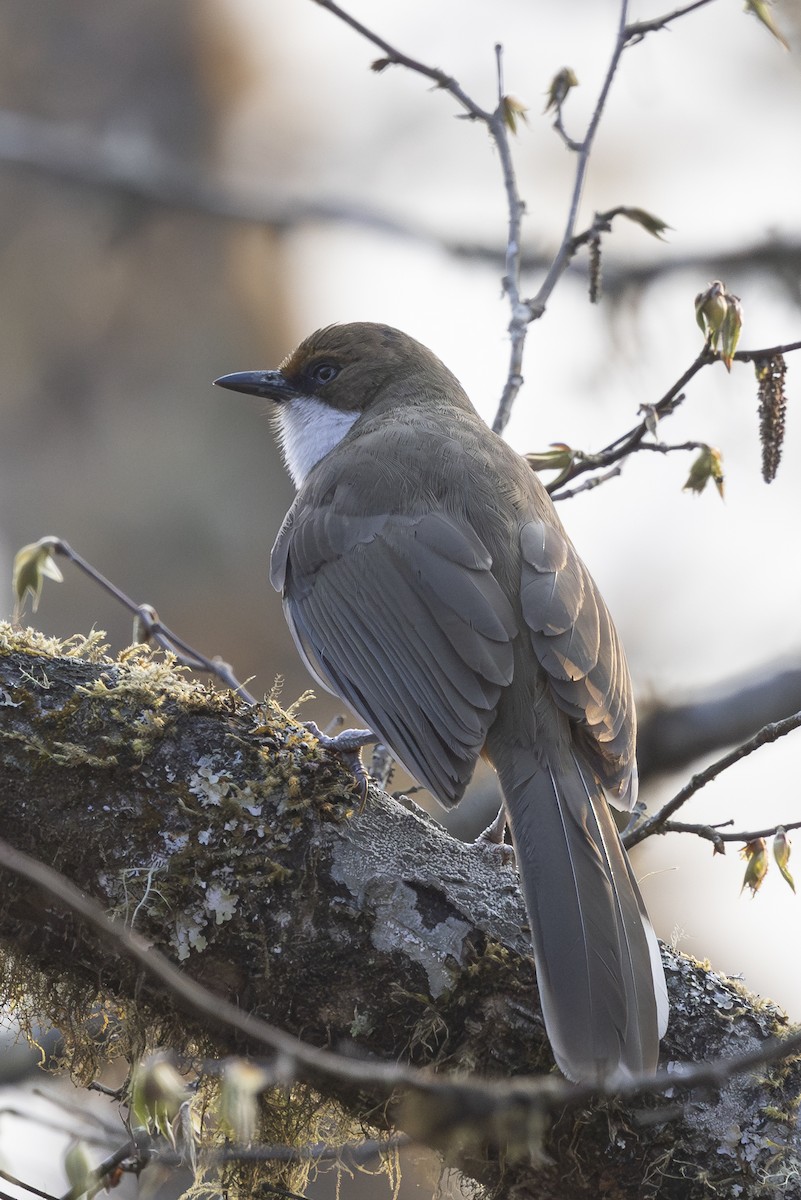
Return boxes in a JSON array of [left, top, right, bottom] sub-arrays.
[[213, 369, 295, 403]]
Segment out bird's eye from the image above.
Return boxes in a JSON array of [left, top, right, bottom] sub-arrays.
[[310, 362, 340, 386]]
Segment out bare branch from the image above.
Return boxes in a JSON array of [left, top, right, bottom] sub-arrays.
[[309, 1, 531, 435], [310, 0, 491, 119], [544, 465, 622, 500], [638, 660, 801, 781], [488, 61, 529, 435], [730, 338, 801, 362], [0, 1168, 59, 1200], [20, 538, 256, 703], [660, 818, 801, 851], [547, 339, 801, 498], [2, 105, 799, 325], [624, 0, 719, 42], [311, 1, 720, 437], [525, 2, 632, 343], [548, 348, 709, 497]]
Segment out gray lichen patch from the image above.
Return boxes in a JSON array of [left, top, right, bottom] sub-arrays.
[[329, 791, 531, 1001], [366, 874, 471, 997]]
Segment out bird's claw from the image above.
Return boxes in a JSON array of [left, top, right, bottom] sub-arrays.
[[303, 721, 376, 809], [474, 803, 516, 867]]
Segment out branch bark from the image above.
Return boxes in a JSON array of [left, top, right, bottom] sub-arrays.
[[638, 660, 801, 781], [1, 625, 801, 1198]]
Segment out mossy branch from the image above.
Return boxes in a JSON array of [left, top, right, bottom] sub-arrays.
[[2, 624, 801, 1198]]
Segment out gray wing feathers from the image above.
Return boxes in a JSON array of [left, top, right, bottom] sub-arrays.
[[273, 506, 517, 805], [520, 518, 636, 807]]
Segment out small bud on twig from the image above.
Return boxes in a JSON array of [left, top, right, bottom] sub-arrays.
[[695, 281, 743, 371], [744, 0, 790, 50], [525, 443, 576, 489], [64, 1141, 94, 1200], [773, 827, 796, 893], [683, 445, 725, 500], [500, 95, 529, 134], [12, 536, 63, 614], [617, 206, 672, 241], [544, 67, 578, 114], [740, 837, 769, 896]]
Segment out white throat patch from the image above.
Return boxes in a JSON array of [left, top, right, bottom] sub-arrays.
[[274, 395, 359, 488]]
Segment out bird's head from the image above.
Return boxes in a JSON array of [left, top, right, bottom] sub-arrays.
[[214, 322, 470, 486], [215, 321, 464, 414]]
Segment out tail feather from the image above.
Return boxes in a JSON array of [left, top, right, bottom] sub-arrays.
[[497, 747, 666, 1082], [620, 846, 670, 1040]]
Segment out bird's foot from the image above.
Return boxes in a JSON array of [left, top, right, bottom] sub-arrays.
[[303, 721, 376, 809], [474, 803, 516, 867]]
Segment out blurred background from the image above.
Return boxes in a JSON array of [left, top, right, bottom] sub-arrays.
[[0, 0, 800, 1195]]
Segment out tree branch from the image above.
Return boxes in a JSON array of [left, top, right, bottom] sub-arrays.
[[3, 627, 801, 1196], [659, 818, 801, 852], [525, 1, 631, 334], [624, 0, 719, 41], [309, 0, 531, 434], [627, 709, 801, 848], [2, 104, 799, 315], [310, 0, 492, 120], [27, 537, 255, 702], [547, 340, 801, 498], [638, 660, 801, 781]]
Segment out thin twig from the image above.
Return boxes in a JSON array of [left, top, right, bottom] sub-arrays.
[[659, 818, 801, 850], [498, 0, 720, 430], [625, 0, 719, 42], [31, 1088, 120, 1136], [547, 438, 711, 504], [548, 465, 622, 501], [87, 1081, 123, 1099], [489, 47, 529, 434], [625, 710, 801, 848], [731, 338, 801, 362], [310, 0, 530, 435], [0, 1168, 59, 1200], [311, 0, 490, 119], [547, 349, 709, 496], [0, 1107, 112, 1149], [634, 440, 709, 455], [317, 0, 703, 437], [522, 2, 631, 333], [47, 539, 256, 703], [547, 338, 801, 497]]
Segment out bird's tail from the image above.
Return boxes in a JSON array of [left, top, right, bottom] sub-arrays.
[[495, 747, 668, 1083]]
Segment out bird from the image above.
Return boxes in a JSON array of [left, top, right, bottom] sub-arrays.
[[215, 322, 669, 1083]]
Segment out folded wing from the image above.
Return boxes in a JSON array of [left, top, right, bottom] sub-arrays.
[[519, 519, 637, 808], [271, 506, 518, 805]]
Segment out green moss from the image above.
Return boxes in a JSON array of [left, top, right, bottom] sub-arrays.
[[0, 625, 400, 1197]]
